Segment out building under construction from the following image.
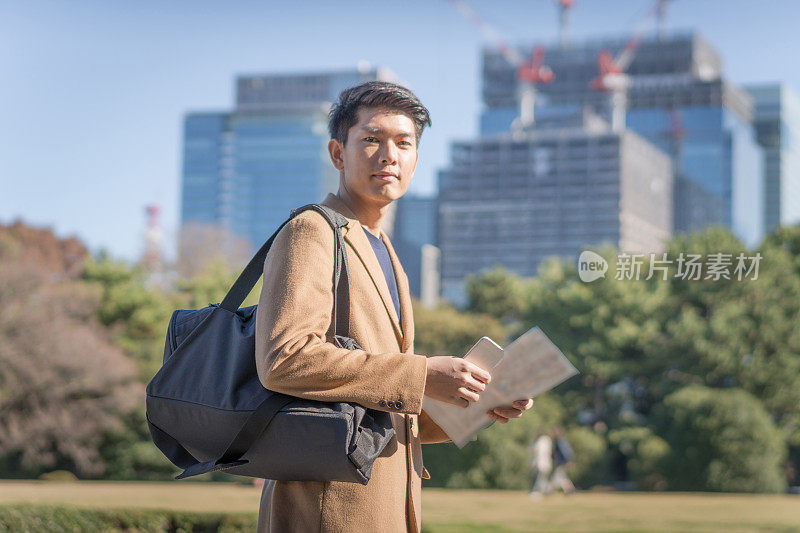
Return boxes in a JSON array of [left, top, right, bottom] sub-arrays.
[[480, 31, 763, 246], [438, 107, 672, 304], [434, 0, 769, 304]]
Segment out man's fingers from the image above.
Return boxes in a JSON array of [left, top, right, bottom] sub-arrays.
[[465, 362, 491, 384], [487, 410, 508, 423], [466, 377, 486, 393], [513, 399, 534, 410], [485, 400, 533, 423], [492, 406, 524, 418], [458, 387, 480, 404]]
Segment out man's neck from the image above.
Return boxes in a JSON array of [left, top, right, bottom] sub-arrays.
[[336, 189, 388, 238]]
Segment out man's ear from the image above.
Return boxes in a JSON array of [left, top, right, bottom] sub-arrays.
[[328, 139, 345, 171]]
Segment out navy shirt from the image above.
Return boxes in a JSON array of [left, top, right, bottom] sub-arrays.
[[362, 226, 402, 322]]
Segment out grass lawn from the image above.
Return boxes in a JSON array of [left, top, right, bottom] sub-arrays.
[[0, 481, 798, 532], [421, 489, 800, 533]]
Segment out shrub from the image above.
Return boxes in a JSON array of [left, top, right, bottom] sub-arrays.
[[656, 385, 786, 493], [0, 504, 257, 532], [607, 426, 669, 490], [565, 426, 609, 488], [37, 470, 78, 483]]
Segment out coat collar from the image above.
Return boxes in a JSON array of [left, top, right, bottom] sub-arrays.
[[320, 192, 411, 351]]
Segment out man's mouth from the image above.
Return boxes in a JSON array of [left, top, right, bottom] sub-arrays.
[[373, 172, 397, 181]]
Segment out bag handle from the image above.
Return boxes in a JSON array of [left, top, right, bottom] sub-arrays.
[[220, 203, 351, 338]]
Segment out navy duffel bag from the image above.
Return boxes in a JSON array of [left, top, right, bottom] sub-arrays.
[[145, 204, 394, 483]]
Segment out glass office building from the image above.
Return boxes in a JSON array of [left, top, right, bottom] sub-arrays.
[[392, 194, 439, 299], [180, 67, 395, 252], [626, 104, 763, 247], [746, 83, 800, 233]]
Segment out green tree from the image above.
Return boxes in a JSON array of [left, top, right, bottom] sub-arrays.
[[653, 227, 800, 483], [97, 404, 179, 481], [521, 249, 670, 426], [607, 426, 669, 490], [762, 223, 800, 276], [81, 253, 177, 381], [565, 426, 609, 488], [656, 385, 786, 493], [174, 256, 262, 310], [465, 265, 528, 325], [411, 300, 508, 357]]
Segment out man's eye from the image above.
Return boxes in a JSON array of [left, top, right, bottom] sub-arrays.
[[364, 137, 378, 143], [399, 141, 413, 147]]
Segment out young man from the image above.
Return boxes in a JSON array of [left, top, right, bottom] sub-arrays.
[[254, 81, 533, 532]]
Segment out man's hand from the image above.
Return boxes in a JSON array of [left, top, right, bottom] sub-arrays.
[[424, 356, 491, 408], [487, 399, 534, 423]]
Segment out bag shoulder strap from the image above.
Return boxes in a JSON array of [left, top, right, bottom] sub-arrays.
[[173, 392, 296, 480], [219, 203, 351, 337]]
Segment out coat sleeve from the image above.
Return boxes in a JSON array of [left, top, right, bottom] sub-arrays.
[[254, 211, 428, 415]]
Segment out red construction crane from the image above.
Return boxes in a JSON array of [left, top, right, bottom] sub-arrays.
[[558, 0, 575, 48], [590, 48, 631, 132], [517, 46, 555, 85], [516, 46, 555, 128], [589, 0, 675, 131], [444, 0, 524, 66], [663, 104, 686, 171], [656, 0, 673, 41], [444, 0, 556, 128]]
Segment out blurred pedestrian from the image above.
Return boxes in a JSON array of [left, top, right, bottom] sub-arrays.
[[528, 430, 553, 498], [550, 427, 576, 494]]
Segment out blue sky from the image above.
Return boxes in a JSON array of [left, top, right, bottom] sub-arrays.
[[2, 0, 799, 263]]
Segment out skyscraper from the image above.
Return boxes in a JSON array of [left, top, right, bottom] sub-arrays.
[[392, 194, 439, 301], [746, 83, 800, 233], [180, 66, 396, 252]]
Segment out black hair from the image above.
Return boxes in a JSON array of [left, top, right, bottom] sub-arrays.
[[328, 81, 432, 146]]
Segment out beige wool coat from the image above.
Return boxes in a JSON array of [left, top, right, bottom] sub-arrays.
[[254, 192, 450, 532]]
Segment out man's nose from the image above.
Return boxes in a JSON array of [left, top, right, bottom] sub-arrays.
[[379, 142, 398, 165]]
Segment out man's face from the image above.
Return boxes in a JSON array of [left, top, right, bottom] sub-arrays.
[[328, 107, 419, 208]]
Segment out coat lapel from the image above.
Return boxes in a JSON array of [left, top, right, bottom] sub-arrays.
[[320, 193, 405, 347]]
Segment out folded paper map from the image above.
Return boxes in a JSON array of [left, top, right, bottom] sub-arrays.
[[421, 326, 579, 448]]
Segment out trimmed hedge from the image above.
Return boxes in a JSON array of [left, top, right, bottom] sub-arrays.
[[0, 504, 257, 532]]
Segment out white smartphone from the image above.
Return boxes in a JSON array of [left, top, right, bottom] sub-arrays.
[[462, 336, 504, 373]]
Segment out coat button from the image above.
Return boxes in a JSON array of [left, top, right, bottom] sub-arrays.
[[379, 400, 386, 407], [395, 400, 403, 410], [387, 401, 395, 409]]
